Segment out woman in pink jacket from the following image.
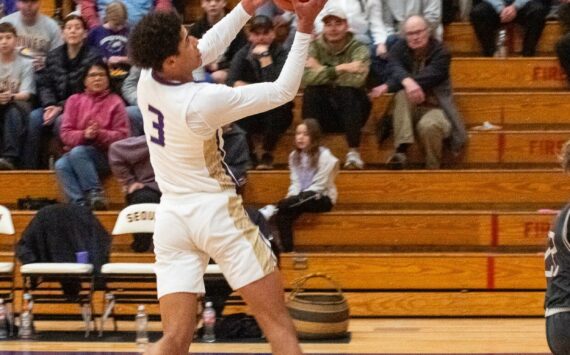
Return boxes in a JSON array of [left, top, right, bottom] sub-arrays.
[[55, 61, 130, 210]]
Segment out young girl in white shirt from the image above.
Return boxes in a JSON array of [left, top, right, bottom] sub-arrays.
[[267, 118, 340, 252]]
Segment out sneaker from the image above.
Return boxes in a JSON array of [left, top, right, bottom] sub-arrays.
[[344, 151, 364, 170], [386, 152, 407, 170], [0, 158, 15, 170], [256, 152, 274, 170], [259, 204, 278, 220], [86, 190, 108, 211]]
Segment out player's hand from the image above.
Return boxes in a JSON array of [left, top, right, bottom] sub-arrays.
[[294, 0, 328, 34], [241, 0, 268, 15], [0, 92, 11, 105]]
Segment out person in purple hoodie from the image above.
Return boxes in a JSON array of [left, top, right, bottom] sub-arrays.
[[55, 60, 129, 210]]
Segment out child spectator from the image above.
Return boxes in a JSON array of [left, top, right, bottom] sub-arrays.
[[87, 1, 129, 69], [55, 61, 129, 209], [260, 119, 339, 252], [0, 22, 34, 169]]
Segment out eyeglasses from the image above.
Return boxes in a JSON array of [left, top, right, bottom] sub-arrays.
[[87, 72, 107, 78], [405, 28, 428, 37]]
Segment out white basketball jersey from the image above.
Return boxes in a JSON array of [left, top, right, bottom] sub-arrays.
[[138, 70, 236, 197]]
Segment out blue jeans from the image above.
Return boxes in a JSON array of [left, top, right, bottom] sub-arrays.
[[21, 107, 62, 169], [126, 105, 144, 136], [0, 102, 28, 164], [54, 145, 110, 205]]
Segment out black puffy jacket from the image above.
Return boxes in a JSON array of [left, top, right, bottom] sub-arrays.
[[36, 43, 102, 108]]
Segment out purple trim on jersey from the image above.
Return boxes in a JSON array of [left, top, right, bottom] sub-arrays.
[[151, 70, 185, 86]]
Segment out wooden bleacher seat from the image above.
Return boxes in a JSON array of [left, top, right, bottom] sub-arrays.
[[444, 21, 562, 56], [0, 169, 566, 208]]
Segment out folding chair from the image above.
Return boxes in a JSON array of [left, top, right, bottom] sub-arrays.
[[20, 227, 96, 338], [0, 205, 15, 336], [99, 203, 225, 335]]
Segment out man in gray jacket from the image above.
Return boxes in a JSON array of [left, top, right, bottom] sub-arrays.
[[370, 15, 467, 170]]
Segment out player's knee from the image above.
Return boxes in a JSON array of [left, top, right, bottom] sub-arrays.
[[161, 330, 192, 354]]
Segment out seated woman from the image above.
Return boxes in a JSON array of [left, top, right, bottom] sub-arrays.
[[22, 14, 102, 169], [55, 61, 129, 209]]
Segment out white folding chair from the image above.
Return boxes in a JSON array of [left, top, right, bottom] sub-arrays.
[[99, 203, 158, 335], [0, 205, 15, 336]]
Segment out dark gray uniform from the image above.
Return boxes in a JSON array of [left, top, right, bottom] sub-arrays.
[[545, 203, 570, 355]]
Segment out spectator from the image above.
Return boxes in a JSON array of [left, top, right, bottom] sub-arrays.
[[55, 61, 129, 209], [470, 0, 549, 57], [87, 1, 129, 67], [369, 15, 467, 170], [191, 0, 247, 84], [0, 22, 34, 169], [368, 0, 442, 86], [0, 0, 63, 71], [259, 119, 339, 252], [21, 14, 102, 169], [255, 0, 296, 51], [109, 135, 158, 252], [120, 65, 143, 136], [221, 123, 250, 188], [227, 15, 292, 170], [302, 7, 370, 169], [545, 140, 570, 355], [81, 0, 171, 30]]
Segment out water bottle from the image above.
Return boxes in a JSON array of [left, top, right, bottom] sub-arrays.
[[135, 305, 149, 349], [0, 299, 7, 339], [201, 301, 216, 343], [495, 28, 508, 58], [19, 293, 33, 339]]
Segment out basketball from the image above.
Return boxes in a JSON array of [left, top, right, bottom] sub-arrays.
[[273, 0, 294, 12]]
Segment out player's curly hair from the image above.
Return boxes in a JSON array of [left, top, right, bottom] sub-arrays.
[[561, 140, 570, 173], [129, 11, 183, 72]]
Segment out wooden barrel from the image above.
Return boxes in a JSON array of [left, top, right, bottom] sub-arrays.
[[286, 273, 350, 340]]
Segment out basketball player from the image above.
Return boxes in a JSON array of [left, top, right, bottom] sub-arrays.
[[545, 140, 570, 355], [128, 0, 326, 353]]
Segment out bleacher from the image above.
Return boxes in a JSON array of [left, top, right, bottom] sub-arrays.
[[4, 2, 568, 320]]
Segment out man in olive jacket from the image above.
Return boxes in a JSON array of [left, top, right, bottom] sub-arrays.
[[370, 15, 467, 170], [302, 6, 371, 170]]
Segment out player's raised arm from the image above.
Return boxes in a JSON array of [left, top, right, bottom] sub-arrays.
[[194, 0, 327, 129]]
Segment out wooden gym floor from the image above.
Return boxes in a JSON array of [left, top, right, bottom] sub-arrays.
[[0, 318, 552, 354]]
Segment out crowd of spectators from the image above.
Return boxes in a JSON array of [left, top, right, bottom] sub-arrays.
[[0, 0, 563, 214]]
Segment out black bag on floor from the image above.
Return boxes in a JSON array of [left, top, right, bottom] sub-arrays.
[[215, 313, 263, 340]]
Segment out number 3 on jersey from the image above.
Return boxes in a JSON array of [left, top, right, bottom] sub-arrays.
[[148, 105, 165, 147]]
